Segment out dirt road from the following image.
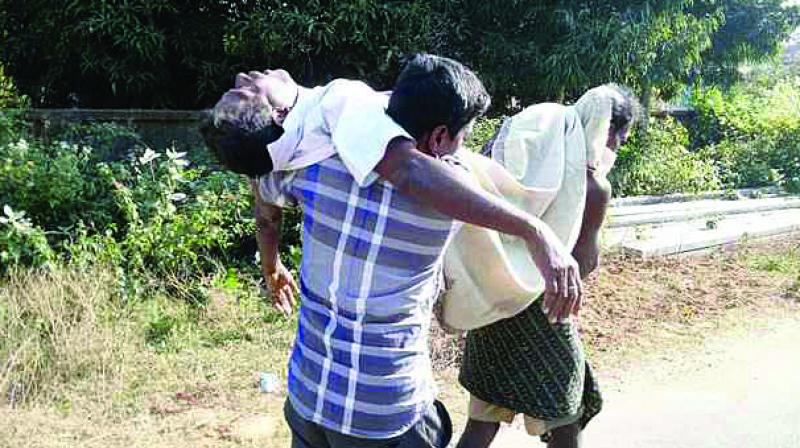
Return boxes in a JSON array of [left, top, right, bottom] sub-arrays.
[[492, 312, 800, 448]]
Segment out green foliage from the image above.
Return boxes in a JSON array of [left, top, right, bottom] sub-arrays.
[[749, 247, 800, 275], [430, 0, 797, 110], [2, 1, 797, 110], [0, 110, 26, 147], [226, 0, 431, 88], [0, 205, 54, 271], [693, 0, 800, 86], [610, 116, 721, 196], [0, 63, 25, 108], [698, 138, 781, 189], [0, 117, 258, 289], [690, 73, 800, 193], [0, 0, 430, 108], [464, 116, 503, 153], [0, 138, 117, 232], [1, 0, 241, 108]]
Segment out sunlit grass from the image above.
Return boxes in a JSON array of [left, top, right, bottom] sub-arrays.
[[0, 265, 296, 447], [746, 244, 800, 275]]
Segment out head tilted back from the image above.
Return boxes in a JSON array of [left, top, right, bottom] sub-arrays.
[[199, 99, 283, 177]]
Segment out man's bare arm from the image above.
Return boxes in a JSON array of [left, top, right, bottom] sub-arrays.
[[374, 137, 583, 321], [564, 169, 612, 316], [251, 180, 298, 315], [571, 169, 613, 279], [252, 180, 282, 273]]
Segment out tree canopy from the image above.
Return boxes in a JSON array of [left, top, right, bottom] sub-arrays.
[[0, 0, 797, 110]]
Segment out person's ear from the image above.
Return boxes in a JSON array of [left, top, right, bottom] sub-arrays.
[[429, 125, 451, 157]]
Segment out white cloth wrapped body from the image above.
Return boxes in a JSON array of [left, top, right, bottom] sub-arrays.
[[441, 104, 588, 330]]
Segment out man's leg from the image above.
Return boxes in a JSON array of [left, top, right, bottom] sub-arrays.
[[284, 400, 330, 448], [395, 400, 452, 448], [455, 418, 500, 448], [456, 395, 515, 448], [324, 400, 451, 448], [547, 423, 581, 448]]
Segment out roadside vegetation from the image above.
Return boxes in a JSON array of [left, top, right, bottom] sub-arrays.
[[2, 2, 800, 445]]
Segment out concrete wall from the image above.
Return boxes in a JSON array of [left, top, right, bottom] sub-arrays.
[[22, 107, 697, 153], [24, 109, 206, 152]]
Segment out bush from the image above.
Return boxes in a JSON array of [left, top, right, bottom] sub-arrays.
[[0, 138, 117, 232], [0, 205, 53, 272], [689, 74, 800, 192], [698, 137, 781, 189], [465, 116, 503, 153], [0, 118, 259, 292], [610, 116, 721, 196]]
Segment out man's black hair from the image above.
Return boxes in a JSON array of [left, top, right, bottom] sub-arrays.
[[387, 54, 491, 140], [199, 103, 283, 177], [606, 83, 642, 132]]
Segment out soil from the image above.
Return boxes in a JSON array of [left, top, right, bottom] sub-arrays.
[[429, 235, 800, 373]]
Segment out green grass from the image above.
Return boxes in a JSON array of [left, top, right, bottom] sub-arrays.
[[746, 245, 800, 275]]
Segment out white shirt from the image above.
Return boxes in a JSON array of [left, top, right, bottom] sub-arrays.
[[267, 79, 412, 187]]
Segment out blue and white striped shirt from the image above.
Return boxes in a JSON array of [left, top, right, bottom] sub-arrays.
[[260, 155, 459, 438]]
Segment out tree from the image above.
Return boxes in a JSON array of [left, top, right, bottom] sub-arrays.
[[694, 0, 800, 86], [222, 0, 431, 90], [429, 1, 722, 110], [0, 0, 429, 108], [1, 0, 797, 110]]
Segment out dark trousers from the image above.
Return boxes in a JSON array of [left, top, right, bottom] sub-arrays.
[[284, 400, 452, 448]]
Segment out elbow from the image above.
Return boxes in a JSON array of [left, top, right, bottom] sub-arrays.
[[575, 246, 600, 278], [582, 255, 600, 278]]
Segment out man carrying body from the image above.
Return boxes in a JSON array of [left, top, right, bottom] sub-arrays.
[[201, 54, 584, 447], [455, 84, 641, 448]]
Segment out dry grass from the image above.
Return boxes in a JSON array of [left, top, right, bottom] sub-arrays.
[[0, 267, 137, 413], [581, 236, 800, 366], [1, 235, 799, 447], [429, 234, 800, 372], [0, 266, 296, 448]]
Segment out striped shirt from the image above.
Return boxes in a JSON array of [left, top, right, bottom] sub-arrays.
[[260, 155, 460, 439]]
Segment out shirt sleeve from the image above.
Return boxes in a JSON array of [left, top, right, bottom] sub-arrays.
[[257, 171, 298, 208], [320, 81, 413, 187]]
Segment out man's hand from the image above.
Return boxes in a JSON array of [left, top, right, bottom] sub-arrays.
[[523, 226, 583, 323], [263, 260, 299, 316], [375, 138, 584, 323]]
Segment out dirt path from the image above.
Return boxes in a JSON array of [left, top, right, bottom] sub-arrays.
[[490, 310, 800, 447]]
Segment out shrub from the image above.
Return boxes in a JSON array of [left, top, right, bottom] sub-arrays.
[[0, 118, 258, 293], [0, 138, 117, 232], [698, 137, 781, 189], [0, 110, 27, 147], [0, 205, 53, 273], [610, 116, 721, 196], [689, 74, 800, 192]]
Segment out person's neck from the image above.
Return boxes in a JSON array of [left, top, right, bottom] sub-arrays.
[[274, 85, 303, 126]]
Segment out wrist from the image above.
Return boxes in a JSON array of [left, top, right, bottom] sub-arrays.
[[262, 260, 280, 275], [521, 219, 544, 246]]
